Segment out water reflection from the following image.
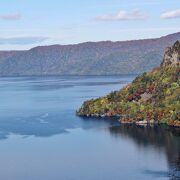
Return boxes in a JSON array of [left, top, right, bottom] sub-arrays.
[[108, 124, 180, 179]]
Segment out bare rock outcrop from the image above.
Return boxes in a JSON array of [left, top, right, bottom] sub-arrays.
[[161, 41, 180, 67]]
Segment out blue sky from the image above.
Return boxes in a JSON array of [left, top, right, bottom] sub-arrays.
[[0, 0, 180, 50]]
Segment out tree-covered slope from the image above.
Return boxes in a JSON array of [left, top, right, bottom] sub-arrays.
[[77, 41, 180, 127], [0, 32, 179, 76]]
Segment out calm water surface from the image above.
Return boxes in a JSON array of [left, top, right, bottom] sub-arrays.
[[0, 75, 179, 180]]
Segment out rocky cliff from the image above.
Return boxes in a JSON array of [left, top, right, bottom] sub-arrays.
[[161, 41, 180, 66]]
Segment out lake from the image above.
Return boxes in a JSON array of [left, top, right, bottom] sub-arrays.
[[0, 75, 179, 180]]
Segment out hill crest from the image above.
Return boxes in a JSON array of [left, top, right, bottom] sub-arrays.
[[0, 32, 179, 76]]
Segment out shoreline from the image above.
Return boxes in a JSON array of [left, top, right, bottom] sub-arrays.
[[77, 113, 180, 128]]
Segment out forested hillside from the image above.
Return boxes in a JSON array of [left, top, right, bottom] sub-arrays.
[[0, 32, 179, 76]]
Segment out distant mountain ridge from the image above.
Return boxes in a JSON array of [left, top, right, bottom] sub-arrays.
[[0, 32, 179, 76]]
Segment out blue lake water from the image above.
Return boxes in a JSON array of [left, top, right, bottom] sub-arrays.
[[0, 75, 179, 180]]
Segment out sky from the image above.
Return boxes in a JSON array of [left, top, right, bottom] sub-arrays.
[[0, 0, 180, 50]]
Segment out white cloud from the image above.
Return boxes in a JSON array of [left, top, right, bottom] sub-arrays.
[[0, 37, 48, 45], [161, 9, 180, 19], [0, 13, 22, 21], [95, 10, 146, 21]]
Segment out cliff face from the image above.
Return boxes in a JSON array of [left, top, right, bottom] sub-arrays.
[[77, 41, 180, 127], [0, 32, 179, 76], [161, 41, 180, 67]]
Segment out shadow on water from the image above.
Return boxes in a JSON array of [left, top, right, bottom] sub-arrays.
[[0, 116, 69, 140], [108, 124, 180, 179], [0, 115, 118, 140], [0, 111, 179, 179]]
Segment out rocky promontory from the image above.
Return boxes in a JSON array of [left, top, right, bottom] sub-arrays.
[[77, 41, 180, 127]]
